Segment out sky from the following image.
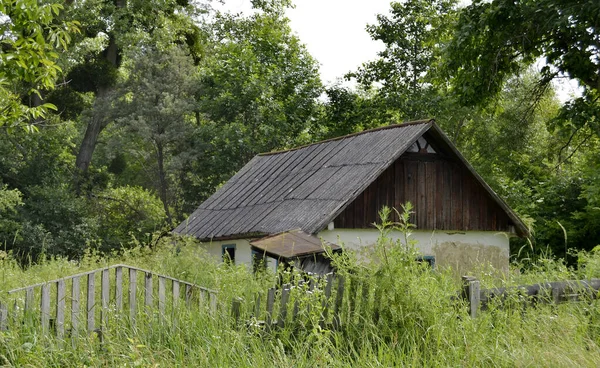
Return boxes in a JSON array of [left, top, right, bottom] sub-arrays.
[[218, 0, 392, 85], [217, 0, 581, 101]]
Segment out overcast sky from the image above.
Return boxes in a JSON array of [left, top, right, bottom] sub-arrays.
[[217, 0, 581, 101], [218, 0, 392, 85]]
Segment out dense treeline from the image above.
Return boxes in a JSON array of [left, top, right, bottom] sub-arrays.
[[0, 0, 598, 262]]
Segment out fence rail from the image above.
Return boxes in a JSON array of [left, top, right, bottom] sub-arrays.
[[0, 264, 217, 337], [462, 276, 600, 317]]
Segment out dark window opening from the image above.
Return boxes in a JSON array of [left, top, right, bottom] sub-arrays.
[[222, 244, 236, 264], [416, 255, 435, 269], [252, 249, 267, 273]]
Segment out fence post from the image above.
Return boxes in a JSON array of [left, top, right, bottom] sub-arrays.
[[265, 287, 275, 329], [144, 272, 153, 311], [209, 292, 217, 314], [333, 275, 345, 330], [101, 269, 109, 328], [115, 266, 123, 312], [158, 277, 166, 316], [71, 277, 80, 337], [231, 297, 242, 326], [277, 285, 290, 328], [41, 283, 51, 334], [320, 273, 334, 328], [129, 269, 137, 325], [0, 301, 7, 331], [462, 276, 480, 318], [56, 280, 66, 339]]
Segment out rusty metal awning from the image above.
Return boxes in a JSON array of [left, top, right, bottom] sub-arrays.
[[250, 229, 340, 260]]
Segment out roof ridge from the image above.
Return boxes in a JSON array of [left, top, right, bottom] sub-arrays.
[[258, 119, 434, 156]]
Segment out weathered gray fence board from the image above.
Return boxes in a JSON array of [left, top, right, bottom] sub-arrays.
[[265, 287, 275, 327], [71, 276, 80, 335], [462, 277, 600, 317], [158, 277, 166, 314], [56, 280, 66, 339], [41, 283, 50, 334], [115, 266, 123, 312], [87, 273, 95, 331], [129, 268, 137, 323], [101, 269, 110, 327], [0, 302, 7, 331], [144, 272, 153, 310], [277, 286, 290, 328], [2, 264, 217, 339]]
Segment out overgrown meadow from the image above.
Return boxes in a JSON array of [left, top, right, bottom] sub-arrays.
[[1, 226, 600, 367]]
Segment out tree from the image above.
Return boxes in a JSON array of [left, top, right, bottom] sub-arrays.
[[62, 0, 207, 182], [349, 0, 458, 121], [0, 0, 78, 131], [445, 0, 600, 135], [181, 7, 322, 209], [116, 46, 198, 225]]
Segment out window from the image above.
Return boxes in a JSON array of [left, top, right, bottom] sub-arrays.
[[416, 255, 435, 269], [222, 244, 236, 264], [252, 249, 267, 272]]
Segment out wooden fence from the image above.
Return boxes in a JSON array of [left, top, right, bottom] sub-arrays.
[[231, 272, 377, 330], [462, 276, 600, 317], [0, 264, 217, 338]]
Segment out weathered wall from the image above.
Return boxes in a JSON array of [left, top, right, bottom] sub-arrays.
[[200, 239, 277, 272], [318, 228, 510, 273]]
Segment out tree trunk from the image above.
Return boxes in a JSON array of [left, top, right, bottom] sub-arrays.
[[73, 2, 124, 185], [156, 141, 173, 226]]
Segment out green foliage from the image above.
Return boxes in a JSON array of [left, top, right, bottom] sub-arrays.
[[0, 0, 79, 131], [445, 0, 600, 134], [349, 0, 458, 120], [92, 186, 166, 252], [2, 215, 600, 366]]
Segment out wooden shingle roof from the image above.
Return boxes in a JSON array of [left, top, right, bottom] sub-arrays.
[[174, 119, 529, 240], [175, 120, 433, 239]]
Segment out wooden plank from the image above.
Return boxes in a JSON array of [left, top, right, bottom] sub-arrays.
[[425, 161, 435, 228], [254, 293, 261, 319], [101, 269, 109, 327], [320, 273, 334, 327], [462, 276, 480, 318], [333, 275, 345, 330], [417, 161, 427, 228], [56, 279, 66, 339], [277, 286, 290, 328], [158, 277, 166, 315], [231, 297, 242, 325], [435, 159, 444, 230], [209, 292, 217, 313], [265, 287, 275, 327], [71, 277, 80, 335], [41, 283, 51, 334], [144, 272, 153, 309], [115, 266, 123, 312], [394, 159, 404, 222], [0, 302, 7, 331], [87, 273, 95, 331], [172, 280, 180, 307], [129, 269, 137, 323], [24, 287, 34, 315], [185, 284, 193, 307], [199, 289, 206, 308]]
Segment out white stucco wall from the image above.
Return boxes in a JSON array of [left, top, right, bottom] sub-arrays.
[[200, 239, 277, 272], [199, 228, 510, 275], [318, 228, 511, 273]]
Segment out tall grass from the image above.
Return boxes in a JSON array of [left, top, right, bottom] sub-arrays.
[[1, 224, 600, 366]]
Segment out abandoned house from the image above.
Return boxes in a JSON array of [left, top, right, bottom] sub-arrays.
[[174, 119, 528, 274]]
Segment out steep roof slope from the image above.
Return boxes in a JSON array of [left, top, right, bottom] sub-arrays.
[[174, 120, 433, 240]]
